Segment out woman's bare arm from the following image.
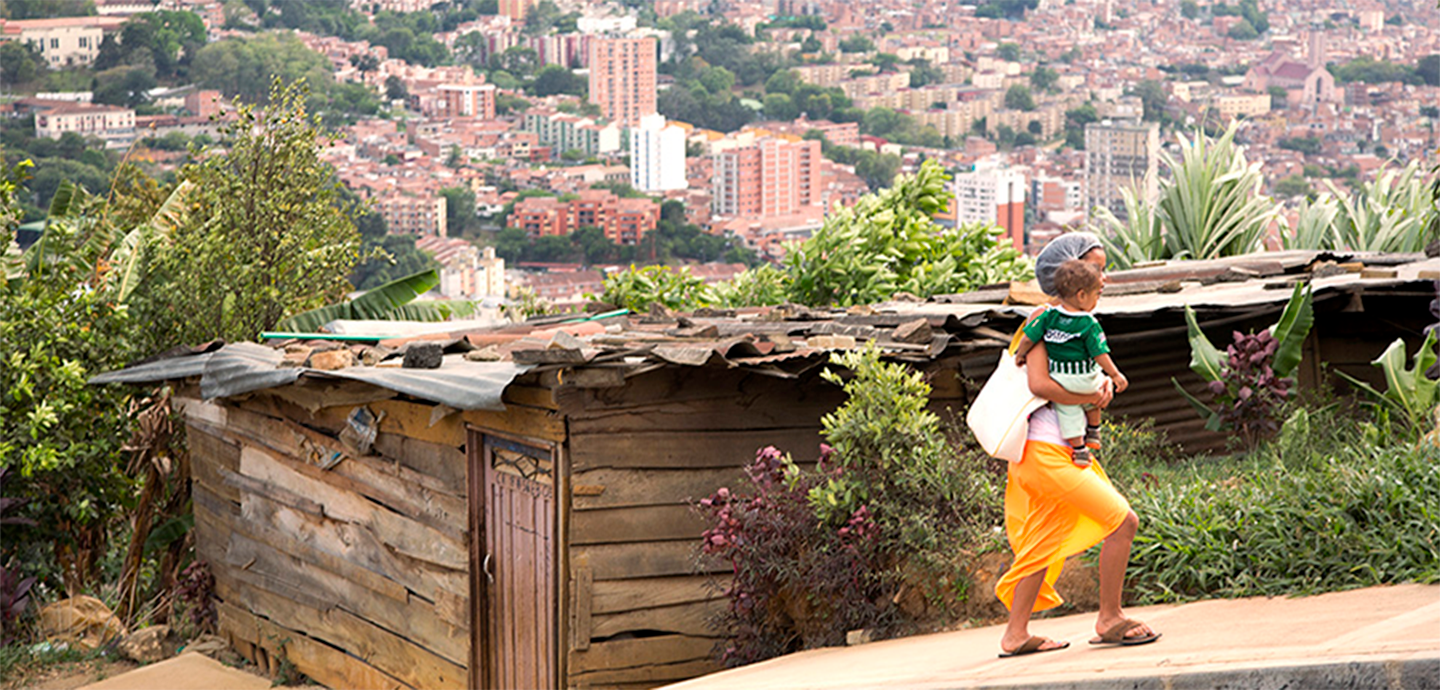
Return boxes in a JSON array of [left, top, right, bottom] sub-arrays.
[[1025, 343, 1114, 408]]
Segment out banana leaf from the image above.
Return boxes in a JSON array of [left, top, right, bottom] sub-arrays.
[[1184, 306, 1227, 382], [1268, 282, 1314, 379], [1173, 377, 1223, 431], [1337, 331, 1439, 429], [276, 269, 445, 333]]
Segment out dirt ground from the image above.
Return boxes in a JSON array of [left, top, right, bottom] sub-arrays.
[[2, 650, 282, 690]]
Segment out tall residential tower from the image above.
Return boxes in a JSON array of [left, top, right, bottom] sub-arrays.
[[1083, 120, 1159, 221], [588, 36, 657, 127]]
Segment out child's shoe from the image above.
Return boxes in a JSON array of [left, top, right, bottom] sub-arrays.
[[1071, 445, 1091, 468], [1085, 425, 1102, 451]]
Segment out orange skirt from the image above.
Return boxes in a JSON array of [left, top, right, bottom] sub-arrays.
[[994, 440, 1131, 613]]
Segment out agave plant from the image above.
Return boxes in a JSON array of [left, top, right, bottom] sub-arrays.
[[1092, 121, 1279, 269], [1280, 193, 1342, 251], [1325, 160, 1435, 253]]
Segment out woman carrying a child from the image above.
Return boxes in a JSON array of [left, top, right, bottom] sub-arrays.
[[995, 233, 1161, 657]]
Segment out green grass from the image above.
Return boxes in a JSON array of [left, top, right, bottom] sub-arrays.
[[1100, 404, 1440, 603]]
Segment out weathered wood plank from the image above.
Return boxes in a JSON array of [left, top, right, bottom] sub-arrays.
[[569, 428, 825, 471], [570, 468, 745, 511], [175, 396, 226, 428], [217, 578, 467, 690], [239, 490, 468, 604], [503, 384, 558, 410], [462, 404, 566, 442], [218, 600, 411, 690], [570, 505, 709, 545], [591, 576, 724, 615], [190, 434, 242, 505], [590, 599, 725, 639], [239, 444, 468, 571], [574, 368, 838, 412], [266, 379, 397, 413], [567, 633, 716, 675], [223, 531, 469, 665], [188, 425, 241, 472], [570, 560, 593, 652], [569, 658, 721, 687], [575, 541, 723, 581], [567, 397, 839, 434], [372, 432, 466, 491]]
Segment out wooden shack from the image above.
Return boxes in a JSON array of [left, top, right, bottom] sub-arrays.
[[93, 251, 1438, 690]]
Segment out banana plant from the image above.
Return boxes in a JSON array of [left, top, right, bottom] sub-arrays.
[[276, 268, 481, 333], [1173, 281, 1314, 432], [1335, 329, 1438, 437]]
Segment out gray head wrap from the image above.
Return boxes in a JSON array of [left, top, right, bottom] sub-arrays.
[[1035, 232, 1103, 296]]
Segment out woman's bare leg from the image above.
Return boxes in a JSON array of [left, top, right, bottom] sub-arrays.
[[1001, 569, 1064, 652], [1094, 510, 1155, 639]]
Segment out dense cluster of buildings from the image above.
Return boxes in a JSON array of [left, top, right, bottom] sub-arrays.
[[3, 0, 1435, 305]]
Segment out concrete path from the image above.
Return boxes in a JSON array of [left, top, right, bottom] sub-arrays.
[[663, 583, 1440, 690], [76, 652, 272, 690]]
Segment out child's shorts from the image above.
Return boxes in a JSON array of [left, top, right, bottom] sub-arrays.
[[1051, 369, 1106, 440]]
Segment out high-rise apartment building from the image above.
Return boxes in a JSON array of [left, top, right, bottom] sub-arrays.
[[712, 137, 822, 219], [1084, 120, 1159, 221], [437, 84, 497, 120], [497, 0, 531, 22], [588, 37, 657, 127], [629, 113, 687, 192], [952, 159, 1026, 251]]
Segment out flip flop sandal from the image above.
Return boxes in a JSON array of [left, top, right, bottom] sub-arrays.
[[999, 636, 1070, 658], [1089, 618, 1161, 646]]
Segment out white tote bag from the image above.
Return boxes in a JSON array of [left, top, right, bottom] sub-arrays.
[[966, 354, 1046, 463]]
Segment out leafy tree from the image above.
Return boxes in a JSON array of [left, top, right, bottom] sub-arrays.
[[1268, 85, 1289, 108], [1004, 84, 1036, 111], [996, 42, 1021, 62], [784, 160, 1031, 306], [92, 65, 158, 108], [1130, 79, 1168, 122], [1274, 174, 1311, 199], [1277, 136, 1322, 155], [1227, 19, 1258, 41], [439, 185, 477, 236], [530, 64, 586, 97], [94, 10, 207, 80], [870, 52, 901, 73], [907, 59, 943, 88], [1180, 0, 1199, 19], [141, 79, 361, 349], [0, 41, 47, 85], [839, 35, 874, 53], [1, 0, 96, 19], [1328, 56, 1421, 85], [764, 93, 798, 120], [1419, 55, 1440, 86], [1030, 65, 1058, 92], [496, 92, 531, 115], [191, 32, 332, 104], [385, 75, 409, 101]]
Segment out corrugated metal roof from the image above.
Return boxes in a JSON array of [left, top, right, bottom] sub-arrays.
[[91, 341, 533, 411]]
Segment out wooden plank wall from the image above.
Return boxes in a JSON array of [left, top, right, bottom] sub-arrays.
[[181, 390, 476, 690], [560, 367, 847, 689]]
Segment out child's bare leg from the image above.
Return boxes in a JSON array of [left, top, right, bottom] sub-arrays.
[[1086, 409, 1101, 426]]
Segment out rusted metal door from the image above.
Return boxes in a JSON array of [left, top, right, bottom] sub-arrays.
[[470, 431, 557, 690]]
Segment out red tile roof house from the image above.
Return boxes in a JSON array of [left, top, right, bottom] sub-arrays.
[[92, 252, 1438, 689]]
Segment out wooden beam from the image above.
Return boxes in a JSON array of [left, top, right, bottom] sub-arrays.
[[217, 576, 469, 690], [574, 541, 726, 581], [568, 658, 721, 686], [461, 404, 565, 443], [567, 633, 716, 675], [239, 445, 468, 571], [591, 575, 725, 615], [569, 505, 709, 545], [218, 600, 411, 690], [590, 599, 725, 639], [372, 432, 466, 491], [570, 467, 746, 511], [569, 428, 826, 471]]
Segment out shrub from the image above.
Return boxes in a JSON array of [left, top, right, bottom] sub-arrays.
[[697, 346, 1001, 666]]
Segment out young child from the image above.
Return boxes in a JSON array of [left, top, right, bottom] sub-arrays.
[[1013, 259, 1128, 467]]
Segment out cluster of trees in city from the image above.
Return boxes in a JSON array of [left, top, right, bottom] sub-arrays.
[[490, 189, 758, 266]]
